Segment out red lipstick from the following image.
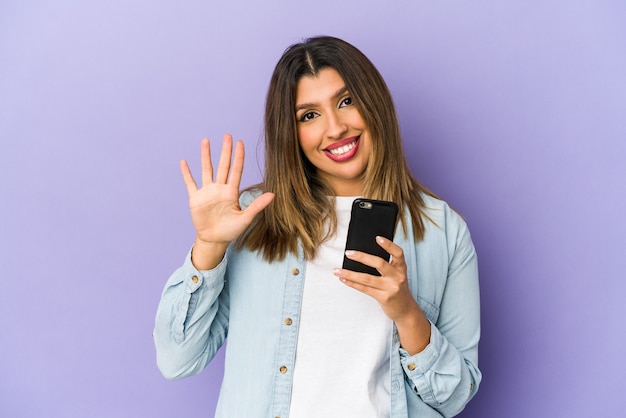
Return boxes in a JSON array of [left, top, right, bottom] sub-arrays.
[[324, 136, 360, 162]]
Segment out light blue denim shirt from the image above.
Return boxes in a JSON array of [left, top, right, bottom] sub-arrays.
[[154, 193, 481, 417]]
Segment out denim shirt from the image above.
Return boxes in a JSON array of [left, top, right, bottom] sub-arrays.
[[154, 193, 481, 418]]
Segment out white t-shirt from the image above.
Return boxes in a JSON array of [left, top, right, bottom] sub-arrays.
[[289, 196, 392, 418]]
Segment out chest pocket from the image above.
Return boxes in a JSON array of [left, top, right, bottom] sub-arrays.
[[399, 230, 442, 325], [407, 256, 439, 324], [416, 295, 440, 324]]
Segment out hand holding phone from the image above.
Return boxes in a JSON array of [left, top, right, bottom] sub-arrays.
[[342, 198, 399, 276]]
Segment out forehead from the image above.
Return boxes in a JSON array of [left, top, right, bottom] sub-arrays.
[[295, 67, 346, 106]]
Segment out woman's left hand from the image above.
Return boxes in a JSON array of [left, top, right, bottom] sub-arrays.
[[333, 236, 431, 354], [333, 236, 416, 321]]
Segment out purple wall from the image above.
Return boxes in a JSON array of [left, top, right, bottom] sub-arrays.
[[1, 1, 625, 416]]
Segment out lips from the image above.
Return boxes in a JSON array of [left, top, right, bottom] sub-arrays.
[[324, 136, 360, 162]]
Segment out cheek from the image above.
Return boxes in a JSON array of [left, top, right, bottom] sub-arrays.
[[297, 127, 316, 152], [296, 130, 307, 151], [347, 108, 367, 127]]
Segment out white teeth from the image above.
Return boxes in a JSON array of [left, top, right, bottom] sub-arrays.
[[328, 140, 356, 155]]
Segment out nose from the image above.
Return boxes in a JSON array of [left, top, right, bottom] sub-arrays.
[[324, 109, 348, 140]]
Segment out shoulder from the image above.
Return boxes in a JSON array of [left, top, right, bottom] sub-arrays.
[[417, 193, 474, 254], [419, 194, 477, 272], [419, 193, 466, 231]]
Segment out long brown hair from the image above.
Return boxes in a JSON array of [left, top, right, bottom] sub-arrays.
[[237, 36, 438, 261]]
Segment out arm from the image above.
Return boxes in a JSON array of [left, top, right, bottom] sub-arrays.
[[153, 250, 230, 379], [399, 217, 481, 417], [154, 134, 274, 379], [337, 211, 481, 416]]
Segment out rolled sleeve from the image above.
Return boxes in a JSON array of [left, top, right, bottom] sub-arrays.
[[154, 249, 230, 379], [168, 250, 227, 342], [400, 324, 469, 407]]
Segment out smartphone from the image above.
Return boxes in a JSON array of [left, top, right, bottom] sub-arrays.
[[342, 198, 399, 276]]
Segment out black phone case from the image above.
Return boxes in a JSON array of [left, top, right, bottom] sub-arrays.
[[342, 198, 399, 276]]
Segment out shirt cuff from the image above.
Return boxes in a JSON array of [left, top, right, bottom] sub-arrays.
[[398, 321, 443, 402], [180, 248, 228, 293]]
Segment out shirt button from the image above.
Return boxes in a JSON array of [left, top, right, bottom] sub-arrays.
[[284, 318, 293, 326], [291, 268, 300, 276], [279, 366, 288, 374], [407, 363, 416, 371], [191, 276, 199, 283]]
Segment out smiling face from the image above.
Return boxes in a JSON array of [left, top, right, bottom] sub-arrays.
[[295, 68, 372, 196]]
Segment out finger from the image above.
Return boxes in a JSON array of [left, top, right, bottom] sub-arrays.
[[341, 278, 381, 296], [180, 159, 198, 195], [241, 192, 275, 223], [344, 249, 388, 275], [375, 236, 406, 266], [228, 140, 245, 187], [215, 134, 233, 184], [200, 138, 213, 186], [333, 268, 384, 292]]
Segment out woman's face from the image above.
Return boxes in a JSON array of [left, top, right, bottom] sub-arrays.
[[294, 67, 372, 196]]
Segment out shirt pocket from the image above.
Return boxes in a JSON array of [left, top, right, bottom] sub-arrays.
[[416, 295, 440, 324]]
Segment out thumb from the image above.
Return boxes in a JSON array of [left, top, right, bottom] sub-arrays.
[[241, 192, 275, 221]]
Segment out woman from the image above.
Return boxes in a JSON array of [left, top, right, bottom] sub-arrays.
[[154, 36, 481, 417]]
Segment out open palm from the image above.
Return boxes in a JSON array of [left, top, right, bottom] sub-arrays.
[[181, 134, 274, 247]]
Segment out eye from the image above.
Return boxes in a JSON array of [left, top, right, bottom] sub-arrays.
[[299, 111, 318, 122], [339, 96, 353, 108]]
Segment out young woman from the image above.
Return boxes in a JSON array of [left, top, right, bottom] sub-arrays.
[[154, 36, 481, 417]]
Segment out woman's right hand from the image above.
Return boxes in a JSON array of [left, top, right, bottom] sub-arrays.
[[180, 134, 274, 269]]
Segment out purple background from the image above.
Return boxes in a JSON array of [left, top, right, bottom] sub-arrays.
[[1, 1, 625, 417]]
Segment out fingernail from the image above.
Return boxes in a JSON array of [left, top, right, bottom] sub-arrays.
[[332, 268, 341, 276], [376, 236, 385, 244], [345, 250, 355, 257]]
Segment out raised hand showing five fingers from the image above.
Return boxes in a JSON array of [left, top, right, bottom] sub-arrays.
[[180, 134, 274, 269]]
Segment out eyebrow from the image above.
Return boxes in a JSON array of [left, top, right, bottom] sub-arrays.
[[294, 86, 349, 113]]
